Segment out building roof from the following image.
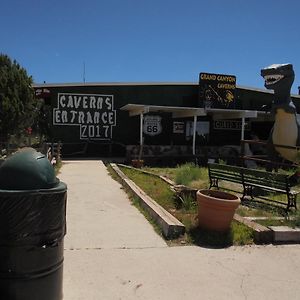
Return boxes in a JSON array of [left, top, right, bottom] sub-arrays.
[[121, 104, 260, 119], [33, 81, 199, 87], [32, 82, 300, 98]]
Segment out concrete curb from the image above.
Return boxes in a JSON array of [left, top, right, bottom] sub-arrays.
[[270, 226, 300, 243], [117, 163, 176, 185], [233, 214, 273, 244], [234, 214, 300, 244], [110, 163, 185, 239]]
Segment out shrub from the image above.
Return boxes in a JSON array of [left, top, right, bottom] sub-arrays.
[[179, 194, 196, 211], [175, 163, 206, 186]]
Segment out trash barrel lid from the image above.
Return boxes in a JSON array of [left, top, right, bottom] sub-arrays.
[[0, 148, 59, 190]]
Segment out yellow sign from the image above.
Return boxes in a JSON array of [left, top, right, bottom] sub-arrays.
[[199, 72, 236, 108]]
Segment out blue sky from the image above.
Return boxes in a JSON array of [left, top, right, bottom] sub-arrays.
[[1, 0, 300, 93]]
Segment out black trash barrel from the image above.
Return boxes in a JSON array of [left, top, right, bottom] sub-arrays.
[[0, 148, 67, 300]]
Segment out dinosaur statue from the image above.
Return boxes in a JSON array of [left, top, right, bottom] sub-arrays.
[[261, 63, 300, 163]]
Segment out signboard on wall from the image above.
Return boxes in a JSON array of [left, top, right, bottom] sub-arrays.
[[213, 120, 251, 130], [186, 121, 210, 137], [53, 93, 116, 140], [143, 115, 162, 136], [173, 121, 185, 134], [199, 72, 236, 108]]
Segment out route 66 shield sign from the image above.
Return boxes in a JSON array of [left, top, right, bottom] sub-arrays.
[[143, 115, 162, 136]]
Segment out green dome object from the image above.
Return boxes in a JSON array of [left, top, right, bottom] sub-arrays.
[[0, 148, 59, 190]]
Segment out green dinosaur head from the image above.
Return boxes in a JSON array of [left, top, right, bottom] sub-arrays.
[[261, 63, 294, 93]]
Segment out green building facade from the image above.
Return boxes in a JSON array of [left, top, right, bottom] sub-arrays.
[[33, 80, 300, 161]]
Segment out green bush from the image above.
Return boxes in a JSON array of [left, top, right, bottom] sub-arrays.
[[180, 194, 196, 211], [175, 163, 206, 186]]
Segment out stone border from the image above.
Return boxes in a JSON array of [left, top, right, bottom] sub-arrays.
[[234, 215, 300, 244], [117, 163, 176, 185], [269, 226, 300, 243], [233, 214, 273, 244], [110, 163, 185, 239]]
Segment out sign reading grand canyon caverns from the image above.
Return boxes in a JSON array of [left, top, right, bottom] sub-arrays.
[[199, 72, 236, 109], [53, 93, 116, 140]]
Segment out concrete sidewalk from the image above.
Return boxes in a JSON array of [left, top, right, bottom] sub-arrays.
[[60, 160, 300, 300]]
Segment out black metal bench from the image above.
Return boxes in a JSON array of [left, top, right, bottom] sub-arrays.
[[208, 163, 299, 211], [242, 168, 298, 211]]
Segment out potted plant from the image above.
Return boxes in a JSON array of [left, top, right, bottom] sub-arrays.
[[196, 189, 240, 232], [131, 144, 144, 168], [131, 158, 144, 168]]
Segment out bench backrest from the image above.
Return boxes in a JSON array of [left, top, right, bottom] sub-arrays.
[[242, 168, 289, 191], [208, 163, 243, 184], [208, 163, 290, 192]]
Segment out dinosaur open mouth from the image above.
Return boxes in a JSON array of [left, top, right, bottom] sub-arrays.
[[264, 74, 284, 85]]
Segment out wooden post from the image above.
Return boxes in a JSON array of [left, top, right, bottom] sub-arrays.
[[192, 115, 197, 156], [241, 117, 245, 140], [139, 113, 144, 160]]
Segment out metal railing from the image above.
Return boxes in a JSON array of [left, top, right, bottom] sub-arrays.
[[240, 139, 300, 169]]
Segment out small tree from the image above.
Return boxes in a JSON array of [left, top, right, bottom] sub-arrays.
[[0, 54, 37, 142]]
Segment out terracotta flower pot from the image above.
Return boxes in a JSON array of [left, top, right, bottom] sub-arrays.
[[197, 189, 240, 232]]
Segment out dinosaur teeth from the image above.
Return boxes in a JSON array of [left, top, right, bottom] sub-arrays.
[[264, 74, 284, 85]]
